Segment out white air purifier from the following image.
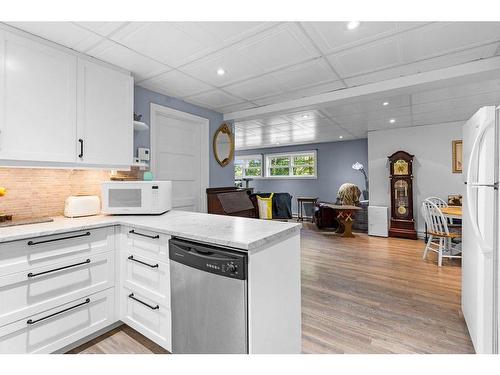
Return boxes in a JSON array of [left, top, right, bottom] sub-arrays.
[[368, 206, 389, 237]]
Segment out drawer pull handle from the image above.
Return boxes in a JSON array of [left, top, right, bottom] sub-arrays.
[[127, 255, 159, 268], [27, 231, 91, 246], [27, 259, 91, 278], [128, 293, 159, 310], [129, 229, 159, 239], [27, 298, 91, 325]]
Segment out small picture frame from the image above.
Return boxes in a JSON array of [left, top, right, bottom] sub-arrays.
[[448, 194, 462, 207], [452, 140, 463, 173]]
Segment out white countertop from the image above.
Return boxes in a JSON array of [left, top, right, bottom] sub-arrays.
[[0, 210, 301, 250]]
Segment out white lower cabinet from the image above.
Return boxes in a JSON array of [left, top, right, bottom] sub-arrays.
[[120, 286, 172, 352], [0, 288, 115, 354], [0, 251, 115, 326], [0, 226, 173, 353], [121, 252, 170, 306]]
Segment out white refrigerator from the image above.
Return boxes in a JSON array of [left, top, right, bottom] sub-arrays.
[[462, 106, 499, 354]]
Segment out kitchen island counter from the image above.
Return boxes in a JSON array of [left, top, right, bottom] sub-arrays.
[[0, 210, 301, 251]]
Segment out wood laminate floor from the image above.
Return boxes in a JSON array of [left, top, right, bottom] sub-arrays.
[[69, 224, 474, 354]]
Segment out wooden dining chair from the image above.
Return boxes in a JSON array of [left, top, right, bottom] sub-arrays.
[[426, 196, 447, 208], [421, 199, 462, 266]]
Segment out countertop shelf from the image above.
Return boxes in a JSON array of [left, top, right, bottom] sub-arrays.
[[131, 161, 149, 169], [133, 121, 149, 131]]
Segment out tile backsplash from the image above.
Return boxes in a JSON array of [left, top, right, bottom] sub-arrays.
[[0, 168, 111, 219]]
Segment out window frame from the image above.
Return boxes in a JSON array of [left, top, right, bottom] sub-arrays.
[[234, 154, 264, 179], [265, 150, 317, 179]]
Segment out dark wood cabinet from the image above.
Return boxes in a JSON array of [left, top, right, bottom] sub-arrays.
[[206, 187, 256, 218], [388, 151, 417, 239]]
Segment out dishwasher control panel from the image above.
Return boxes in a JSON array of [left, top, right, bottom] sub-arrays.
[[169, 238, 247, 280]]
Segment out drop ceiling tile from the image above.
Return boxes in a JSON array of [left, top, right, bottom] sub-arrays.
[[412, 91, 500, 115], [194, 22, 277, 45], [110, 22, 216, 67], [75, 22, 127, 37], [322, 94, 411, 117], [412, 77, 500, 104], [87, 40, 168, 81], [216, 102, 257, 113], [8, 22, 102, 52], [179, 48, 265, 86], [185, 89, 241, 109], [138, 70, 213, 98], [285, 109, 325, 123], [327, 35, 403, 78], [366, 115, 413, 131], [180, 23, 319, 87], [344, 44, 497, 87], [301, 21, 398, 55], [235, 120, 265, 130], [239, 23, 319, 73], [412, 108, 476, 126], [272, 58, 339, 90], [331, 107, 412, 128], [222, 75, 283, 100], [400, 22, 500, 62]]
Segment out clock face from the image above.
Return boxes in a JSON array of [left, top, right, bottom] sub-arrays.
[[394, 159, 409, 175]]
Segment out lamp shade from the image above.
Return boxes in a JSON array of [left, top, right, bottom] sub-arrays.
[[352, 162, 364, 170]]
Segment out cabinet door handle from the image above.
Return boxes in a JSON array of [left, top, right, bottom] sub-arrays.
[[127, 255, 158, 268], [129, 229, 159, 239], [27, 231, 91, 246], [128, 293, 159, 310], [27, 298, 91, 325], [27, 259, 91, 278], [78, 138, 84, 158]]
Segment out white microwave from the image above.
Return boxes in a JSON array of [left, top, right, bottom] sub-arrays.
[[101, 181, 172, 215]]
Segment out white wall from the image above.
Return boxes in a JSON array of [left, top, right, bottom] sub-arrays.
[[368, 121, 464, 235]]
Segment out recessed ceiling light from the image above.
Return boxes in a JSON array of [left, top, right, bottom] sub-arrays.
[[346, 21, 360, 30], [339, 135, 343, 139], [382, 101, 389, 106], [216, 68, 226, 76], [301, 114, 310, 119], [389, 118, 396, 124]]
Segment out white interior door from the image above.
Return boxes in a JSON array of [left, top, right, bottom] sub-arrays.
[[150, 104, 209, 212]]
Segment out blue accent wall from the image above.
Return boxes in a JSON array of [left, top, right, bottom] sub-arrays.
[[236, 139, 368, 214], [133, 86, 234, 187]]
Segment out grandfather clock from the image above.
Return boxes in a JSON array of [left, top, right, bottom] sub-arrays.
[[388, 151, 417, 239]]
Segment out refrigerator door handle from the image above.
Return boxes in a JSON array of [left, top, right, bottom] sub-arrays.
[[468, 183, 498, 188], [466, 119, 495, 255]]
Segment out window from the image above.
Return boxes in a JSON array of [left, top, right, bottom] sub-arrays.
[[265, 151, 317, 178], [234, 154, 263, 178]]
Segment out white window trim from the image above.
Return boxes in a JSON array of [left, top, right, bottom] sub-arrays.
[[265, 150, 317, 179], [234, 154, 263, 179]]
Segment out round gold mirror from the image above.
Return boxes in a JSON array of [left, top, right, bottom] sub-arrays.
[[213, 123, 234, 167]]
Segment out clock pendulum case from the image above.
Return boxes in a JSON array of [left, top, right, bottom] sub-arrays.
[[387, 150, 417, 239]]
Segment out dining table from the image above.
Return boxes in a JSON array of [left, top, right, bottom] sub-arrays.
[[440, 206, 462, 220]]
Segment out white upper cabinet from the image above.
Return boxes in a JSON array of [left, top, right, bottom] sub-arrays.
[[0, 30, 78, 163], [77, 58, 133, 168], [0, 27, 134, 169]]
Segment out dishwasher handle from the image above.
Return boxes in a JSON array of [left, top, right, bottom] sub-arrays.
[[169, 238, 247, 280], [172, 243, 232, 261]]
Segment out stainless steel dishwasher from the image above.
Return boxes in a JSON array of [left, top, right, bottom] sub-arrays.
[[169, 237, 248, 354]]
